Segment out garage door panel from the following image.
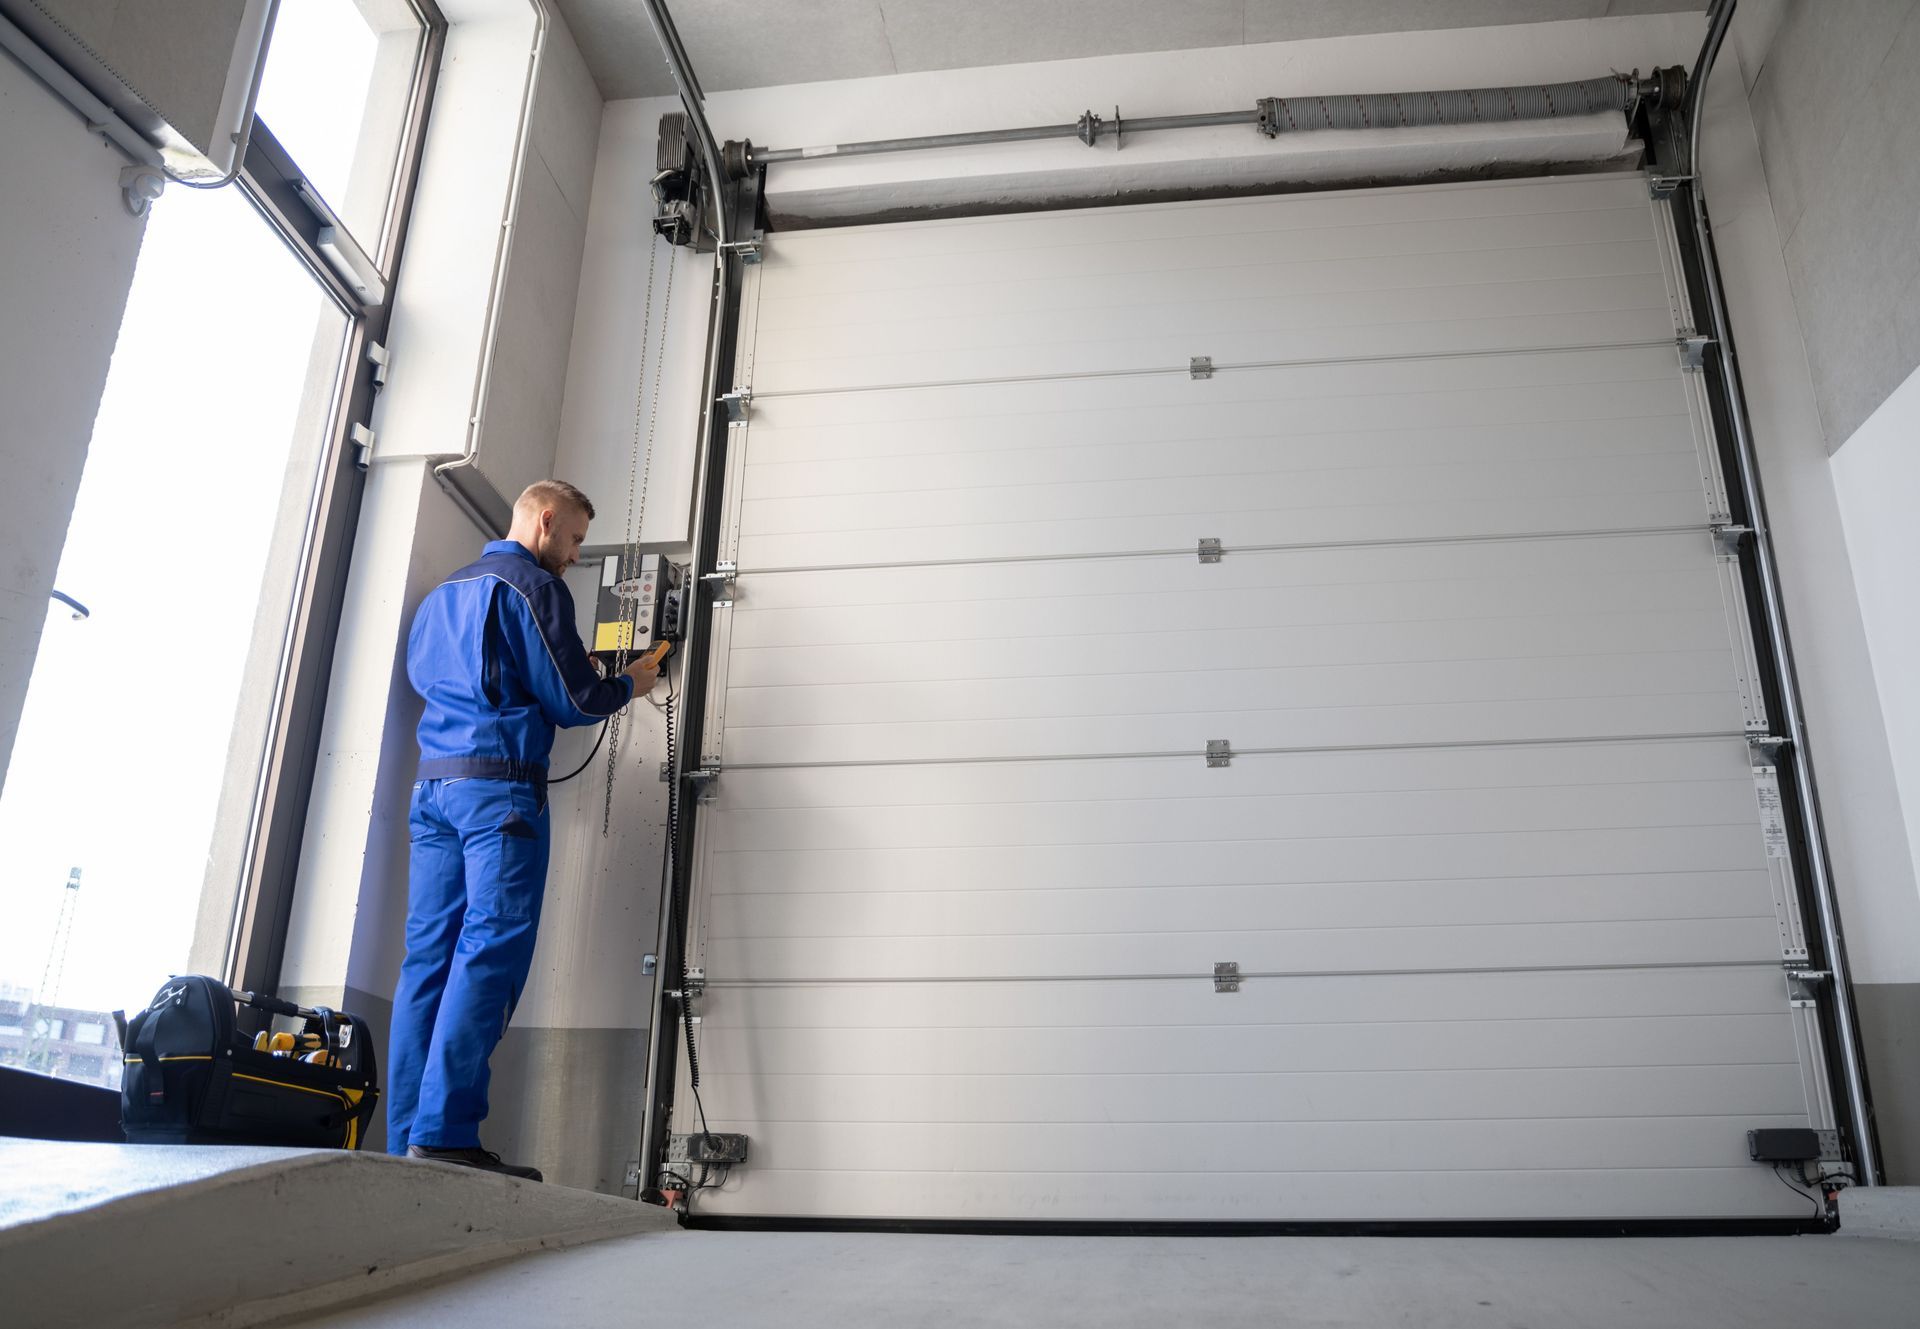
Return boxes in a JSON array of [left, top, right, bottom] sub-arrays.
[[678, 179, 1822, 1222], [711, 736, 1755, 810], [731, 533, 1710, 606], [754, 271, 1673, 364], [697, 1014, 1794, 1080], [721, 655, 1738, 733], [752, 346, 1682, 426], [695, 1063, 1806, 1126], [705, 967, 1793, 1029], [737, 498, 1711, 571], [743, 416, 1696, 503], [753, 286, 1676, 392], [754, 240, 1659, 333], [761, 176, 1656, 268], [718, 693, 1741, 765], [693, 1167, 1808, 1223], [709, 872, 1775, 942], [718, 1115, 1806, 1179], [739, 453, 1705, 541], [709, 918, 1782, 983], [759, 205, 1653, 301], [711, 779, 1762, 853], [729, 566, 1725, 648], [745, 393, 1692, 471], [702, 825, 1768, 896], [754, 307, 1679, 394]]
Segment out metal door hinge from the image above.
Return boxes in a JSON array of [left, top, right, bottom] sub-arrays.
[[1711, 524, 1752, 556], [1678, 334, 1711, 370], [703, 561, 737, 607], [1206, 739, 1232, 768], [366, 340, 390, 389], [1748, 734, 1787, 761], [722, 236, 763, 264], [1214, 961, 1241, 993], [667, 967, 706, 1000], [349, 422, 375, 470], [1787, 969, 1829, 1009], [1649, 173, 1694, 199], [1189, 356, 1214, 380], [721, 387, 752, 423], [685, 767, 721, 800], [1197, 537, 1222, 564]]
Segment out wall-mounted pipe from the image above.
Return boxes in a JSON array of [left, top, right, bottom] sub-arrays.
[[1678, 0, 1881, 1186], [742, 73, 1674, 169]]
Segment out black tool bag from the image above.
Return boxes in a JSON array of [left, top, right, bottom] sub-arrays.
[[119, 975, 379, 1149]]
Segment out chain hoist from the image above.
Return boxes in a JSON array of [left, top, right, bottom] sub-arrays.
[[603, 233, 678, 834]]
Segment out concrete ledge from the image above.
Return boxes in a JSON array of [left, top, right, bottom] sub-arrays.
[[1836, 1186, 1920, 1242], [0, 1139, 676, 1328]]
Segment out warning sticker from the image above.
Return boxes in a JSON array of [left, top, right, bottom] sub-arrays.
[[1754, 770, 1789, 859]]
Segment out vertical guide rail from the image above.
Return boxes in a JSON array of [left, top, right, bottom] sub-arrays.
[[1654, 0, 1882, 1184], [633, 0, 754, 1199]]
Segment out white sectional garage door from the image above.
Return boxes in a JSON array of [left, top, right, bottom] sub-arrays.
[[674, 174, 1834, 1223]]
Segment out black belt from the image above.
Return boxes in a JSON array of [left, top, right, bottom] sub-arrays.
[[417, 756, 548, 795]]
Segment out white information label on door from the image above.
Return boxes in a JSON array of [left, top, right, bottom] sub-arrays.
[[1754, 768, 1789, 859]]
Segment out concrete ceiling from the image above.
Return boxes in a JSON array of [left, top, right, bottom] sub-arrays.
[[554, 0, 1705, 101]]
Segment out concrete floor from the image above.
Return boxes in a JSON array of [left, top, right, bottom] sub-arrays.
[[296, 1225, 1920, 1329]]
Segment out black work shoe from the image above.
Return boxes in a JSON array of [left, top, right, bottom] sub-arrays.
[[407, 1144, 544, 1182]]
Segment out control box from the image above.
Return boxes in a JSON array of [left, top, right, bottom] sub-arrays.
[[592, 553, 686, 665]]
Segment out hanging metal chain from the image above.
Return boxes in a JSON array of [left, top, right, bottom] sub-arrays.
[[604, 233, 678, 834]]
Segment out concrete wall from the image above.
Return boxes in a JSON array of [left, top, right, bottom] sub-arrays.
[[1721, 0, 1920, 1182], [0, 52, 147, 793], [1737, 0, 1920, 451], [1831, 366, 1920, 1185]]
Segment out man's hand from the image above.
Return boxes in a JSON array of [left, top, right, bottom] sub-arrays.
[[624, 656, 661, 696]]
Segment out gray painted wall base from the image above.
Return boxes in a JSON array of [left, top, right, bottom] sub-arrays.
[[1855, 983, 1920, 1184], [0, 1140, 673, 1329], [486, 1025, 650, 1194], [283, 991, 647, 1192]]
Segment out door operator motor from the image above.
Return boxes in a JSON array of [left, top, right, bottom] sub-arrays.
[[592, 553, 686, 671]]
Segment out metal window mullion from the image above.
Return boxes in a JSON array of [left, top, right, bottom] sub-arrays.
[[225, 11, 448, 999]]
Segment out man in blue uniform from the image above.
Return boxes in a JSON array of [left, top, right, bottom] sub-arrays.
[[389, 479, 658, 1180]]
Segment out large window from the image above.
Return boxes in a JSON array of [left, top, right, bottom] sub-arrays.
[[0, 2, 441, 1087]]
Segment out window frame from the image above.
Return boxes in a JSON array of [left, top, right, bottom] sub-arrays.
[[218, 2, 447, 997]]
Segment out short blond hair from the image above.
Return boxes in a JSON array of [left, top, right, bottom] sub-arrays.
[[515, 479, 596, 522]]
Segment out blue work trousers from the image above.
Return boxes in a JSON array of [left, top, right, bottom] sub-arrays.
[[387, 776, 550, 1153]]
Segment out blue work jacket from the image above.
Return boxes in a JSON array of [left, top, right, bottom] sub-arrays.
[[408, 539, 633, 783]]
